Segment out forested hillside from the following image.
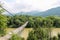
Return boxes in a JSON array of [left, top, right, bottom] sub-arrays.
[[6, 15, 60, 28]]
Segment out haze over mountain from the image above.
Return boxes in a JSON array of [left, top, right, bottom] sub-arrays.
[[16, 7, 60, 16], [2, 0, 60, 13]]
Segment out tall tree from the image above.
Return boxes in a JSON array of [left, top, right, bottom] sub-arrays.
[[0, 4, 7, 36]]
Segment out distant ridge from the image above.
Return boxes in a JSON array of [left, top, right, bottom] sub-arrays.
[[16, 7, 60, 16], [4, 7, 60, 17], [35, 7, 60, 16]]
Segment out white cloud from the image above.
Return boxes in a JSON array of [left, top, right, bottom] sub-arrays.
[[1, 0, 60, 13]]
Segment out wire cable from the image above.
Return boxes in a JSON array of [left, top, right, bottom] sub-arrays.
[[0, 1, 13, 16]]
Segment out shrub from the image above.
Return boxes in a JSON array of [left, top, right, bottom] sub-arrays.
[[9, 34, 24, 40], [27, 27, 49, 40]]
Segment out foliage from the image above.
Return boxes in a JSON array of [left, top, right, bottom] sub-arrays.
[[0, 6, 7, 36], [6, 15, 60, 28], [51, 36, 58, 40], [0, 8, 5, 14], [50, 33, 60, 40], [27, 27, 49, 40], [58, 33, 60, 40], [0, 14, 7, 37], [9, 34, 24, 40]]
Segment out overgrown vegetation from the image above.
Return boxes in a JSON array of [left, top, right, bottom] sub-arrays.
[[27, 27, 49, 40], [6, 15, 60, 28], [9, 34, 24, 40], [0, 7, 7, 37], [50, 33, 60, 40]]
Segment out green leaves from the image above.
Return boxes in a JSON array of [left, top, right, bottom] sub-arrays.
[[7, 15, 60, 28], [27, 27, 49, 40], [9, 34, 24, 40], [0, 14, 7, 36]]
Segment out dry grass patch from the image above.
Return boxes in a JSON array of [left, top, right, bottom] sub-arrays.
[[20, 28, 32, 40]]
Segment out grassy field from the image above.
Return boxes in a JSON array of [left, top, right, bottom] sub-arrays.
[[6, 28, 60, 40], [6, 28, 16, 33]]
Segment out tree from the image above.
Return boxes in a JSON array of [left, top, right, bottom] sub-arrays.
[[51, 36, 58, 40], [54, 18, 60, 27], [0, 4, 7, 36], [27, 27, 49, 40], [9, 34, 24, 40], [58, 33, 60, 40], [0, 4, 5, 14]]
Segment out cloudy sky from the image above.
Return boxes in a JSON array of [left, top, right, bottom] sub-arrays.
[[0, 0, 60, 13]]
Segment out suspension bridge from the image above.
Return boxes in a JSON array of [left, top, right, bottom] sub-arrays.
[[0, 21, 28, 40]]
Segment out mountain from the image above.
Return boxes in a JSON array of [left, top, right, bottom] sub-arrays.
[[35, 7, 60, 16], [16, 11, 40, 15], [17, 7, 60, 16], [4, 7, 60, 16]]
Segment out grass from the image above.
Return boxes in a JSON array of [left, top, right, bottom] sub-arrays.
[[20, 28, 32, 40], [6, 28, 16, 33]]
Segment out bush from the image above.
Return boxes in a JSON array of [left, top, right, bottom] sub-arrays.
[[7, 15, 60, 28], [9, 34, 24, 40], [0, 14, 7, 37], [58, 33, 60, 40], [51, 36, 58, 40], [27, 27, 49, 40]]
